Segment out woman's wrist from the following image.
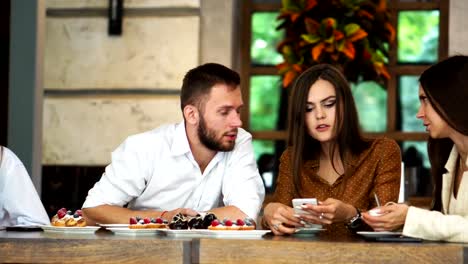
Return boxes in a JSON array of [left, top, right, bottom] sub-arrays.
[[346, 204, 359, 221]]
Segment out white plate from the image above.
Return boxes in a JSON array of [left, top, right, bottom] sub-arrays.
[[98, 224, 129, 229], [196, 230, 271, 238], [357, 231, 402, 238], [40, 225, 100, 234], [107, 227, 162, 236], [157, 229, 204, 238], [294, 228, 325, 235]]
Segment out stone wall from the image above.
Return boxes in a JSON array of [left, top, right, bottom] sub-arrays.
[[449, 0, 468, 55], [42, 0, 234, 165]]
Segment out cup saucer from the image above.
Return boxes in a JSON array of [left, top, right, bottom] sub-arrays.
[[294, 227, 325, 236]]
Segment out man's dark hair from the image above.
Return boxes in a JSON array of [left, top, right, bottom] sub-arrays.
[[180, 63, 240, 111]]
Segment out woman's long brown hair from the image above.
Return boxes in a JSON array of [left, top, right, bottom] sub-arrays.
[[288, 64, 371, 195], [419, 55, 468, 211]]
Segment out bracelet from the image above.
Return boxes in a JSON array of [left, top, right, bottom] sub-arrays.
[[345, 207, 362, 231], [160, 211, 168, 219]]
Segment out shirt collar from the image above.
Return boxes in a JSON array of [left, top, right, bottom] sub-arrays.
[[444, 145, 459, 172], [171, 121, 191, 156]]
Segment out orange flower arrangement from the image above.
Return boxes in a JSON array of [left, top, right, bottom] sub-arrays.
[[277, 0, 395, 87]]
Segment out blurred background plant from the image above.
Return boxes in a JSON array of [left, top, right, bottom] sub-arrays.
[[276, 0, 395, 87]]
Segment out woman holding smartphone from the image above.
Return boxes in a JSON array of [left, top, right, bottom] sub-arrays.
[[262, 64, 401, 236], [362, 55, 468, 243]]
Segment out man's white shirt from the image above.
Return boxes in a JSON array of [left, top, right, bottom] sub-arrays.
[[83, 121, 265, 220]]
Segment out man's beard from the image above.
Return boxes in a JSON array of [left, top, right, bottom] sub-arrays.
[[198, 115, 236, 152]]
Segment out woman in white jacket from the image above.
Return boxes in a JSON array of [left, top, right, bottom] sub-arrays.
[[362, 55, 468, 243], [0, 146, 49, 227]]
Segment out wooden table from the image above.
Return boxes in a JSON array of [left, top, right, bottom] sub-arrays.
[[1, 229, 467, 263], [0, 229, 191, 263]]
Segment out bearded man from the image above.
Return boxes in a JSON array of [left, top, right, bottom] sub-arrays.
[[82, 63, 265, 226]]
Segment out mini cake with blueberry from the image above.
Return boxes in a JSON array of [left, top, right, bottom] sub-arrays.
[[129, 216, 168, 229], [51, 208, 86, 227]]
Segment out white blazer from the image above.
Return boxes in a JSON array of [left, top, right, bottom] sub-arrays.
[[403, 146, 468, 243]]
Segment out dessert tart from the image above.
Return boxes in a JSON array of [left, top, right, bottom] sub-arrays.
[[51, 208, 86, 227], [129, 216, 168, 229], [208, 218, 255, 230]]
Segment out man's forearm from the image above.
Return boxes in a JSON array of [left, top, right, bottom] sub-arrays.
[[82, 205, 162, 225]]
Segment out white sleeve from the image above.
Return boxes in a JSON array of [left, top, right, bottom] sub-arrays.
[[222, 132, 265, 220], [2, 151, 49, 226], [82, 139, 148, 208], [403, 206, 468, 243]]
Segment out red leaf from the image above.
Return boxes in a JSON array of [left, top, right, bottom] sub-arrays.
[[334, 30, 344, 41], [341, 42, 355, 60], [312, 42, 326, 61], [291, 13, 300, 23], [347, 29, 368, 42], [385, 22, 395, 42], [283, 70, 297, 87], [305, 0, 318, 10]]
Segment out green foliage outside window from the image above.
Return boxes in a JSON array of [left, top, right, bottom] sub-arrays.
[[250, 76, 282, 131], [252, 12, 284, 65], [400, 76, 425, 132], [398, 11, 439, 63], [351, 81, 386, 132]]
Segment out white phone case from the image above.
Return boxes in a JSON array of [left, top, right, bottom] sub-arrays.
[[292, 198, 322, 229], [292, 198, 318, 214]]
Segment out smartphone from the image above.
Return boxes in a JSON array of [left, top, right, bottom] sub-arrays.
[[292, 198, 321, 228], [292, 198, 318, 214]]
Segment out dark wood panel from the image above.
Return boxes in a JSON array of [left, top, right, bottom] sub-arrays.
[[250, 66, 278, 76], [239, 1, 253, 130], [395, 2, 440, 11], [390, 65, 431, 75], [41, 166, 104, 218], [251, 3, 281, 12]]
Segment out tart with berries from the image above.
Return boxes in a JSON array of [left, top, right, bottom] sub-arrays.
[[208, 218, 255, 230], [51, 208, 86, 227], [129, 216, 168, 229]]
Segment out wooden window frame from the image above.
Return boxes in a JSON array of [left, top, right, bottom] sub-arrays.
[[239, 0, 449, 143]]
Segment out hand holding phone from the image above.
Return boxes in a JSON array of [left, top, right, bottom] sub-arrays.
[[292, 198, 318, 214], [292, 198, 321, 228]]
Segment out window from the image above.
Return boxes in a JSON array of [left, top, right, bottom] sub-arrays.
[[240, 0, 449, 197]]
